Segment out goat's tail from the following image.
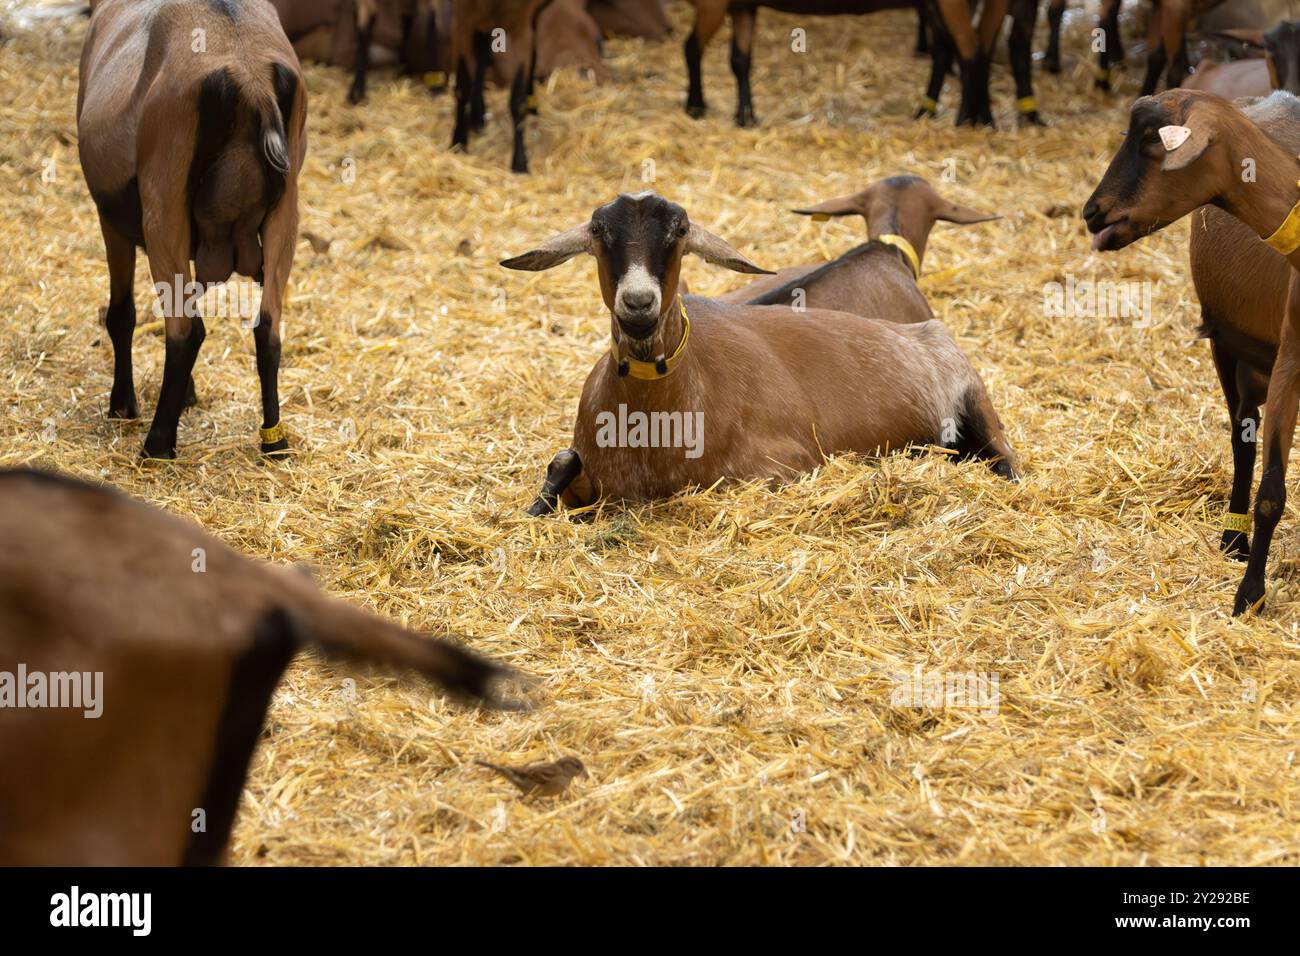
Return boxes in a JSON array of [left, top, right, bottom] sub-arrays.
[[244, 61, 297, 180], [277, 569, 531, 710]]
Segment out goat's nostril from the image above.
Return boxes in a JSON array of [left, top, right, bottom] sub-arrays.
[[622, 290, 655, 310]]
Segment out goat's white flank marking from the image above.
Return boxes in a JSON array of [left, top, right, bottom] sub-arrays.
[[1159, 125, 1192, 151]]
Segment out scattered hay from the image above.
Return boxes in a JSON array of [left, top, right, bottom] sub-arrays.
[[0, 0, 1296, 865]]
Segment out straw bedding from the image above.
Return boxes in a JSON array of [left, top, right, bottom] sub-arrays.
[[0, 0, 1296, 865]]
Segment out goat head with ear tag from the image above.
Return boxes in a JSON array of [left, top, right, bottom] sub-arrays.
[[1083, 90, 1233, 252]]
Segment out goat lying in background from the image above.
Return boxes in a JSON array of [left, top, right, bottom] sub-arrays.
[[588, 0, 671, 40], [1084, 88, 1300, 614], [502, 192, 1017, 514], [0, 468, 521, 865], [1183, 20, 1300, 100], [719, 175, 998, 318], [79, 0, 305, 459]]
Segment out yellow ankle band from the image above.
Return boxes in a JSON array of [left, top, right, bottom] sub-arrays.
[[260, 422, 286, 445]]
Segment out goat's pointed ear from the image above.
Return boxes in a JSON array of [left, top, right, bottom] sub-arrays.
[[500, 222, 595, 271], [791, 193, 864, 222], [935, 201, 1000, 225], [684, 223, 774, 274], [1160, 121, 1212, 172]]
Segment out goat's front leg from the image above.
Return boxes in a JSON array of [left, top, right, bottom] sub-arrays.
[[349, 8, 377, 104], [451, 43, 475, 150], [685, 0, 727, 118], [730, 7, 757, 128], [1044, 0, 1063, 74], [527, 449, 584, 516], [98, 213, 139, 420], [470, 30, 490, 131], [1211, 340, 1257, 560], [1007, 0, 1045, 126], [509, 63, 529, 174], [1234, 292, 1300, 615], [1095, 0, 1122, 90], [916, 25, 953, 119]]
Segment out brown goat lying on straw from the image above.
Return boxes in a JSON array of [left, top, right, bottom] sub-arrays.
[[503, 191, 1017, 515], [0, 468, 523, 865]]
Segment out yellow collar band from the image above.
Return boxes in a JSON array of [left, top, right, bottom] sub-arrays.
[[1264, 179, 1300, 255], [614, 299, 691, 380], [877, 234, 920, 278]]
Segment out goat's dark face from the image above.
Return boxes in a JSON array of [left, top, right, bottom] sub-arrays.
[[499, 191, 772, 344], [1266, 22, 1300, 95], [591, 192, 688, 339], [1083, 91, 1225, 252]]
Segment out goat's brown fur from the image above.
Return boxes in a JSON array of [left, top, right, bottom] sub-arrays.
[[504, 193, 1016, 512], [1084, 88, 1300, 614], [587, 0, 670, 40], [78, 0, 307, 459], [0, 468, 520, 865]]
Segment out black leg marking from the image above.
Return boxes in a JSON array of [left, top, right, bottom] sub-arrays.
[[1141, 44, 1167, 96], [142, 319, 205, 460], [470, 30, 490, 131], [181, 608, 298, 866], [253, 315, 287, 458], [1215, 346, 1255, 560], [685, 30, 706, 117], [349, 14, 377, 104], [105, 296, 138, 420], [527, 449, 582, 516], [1235, 450, 1286, 616], [452, 54, 473, 149], [730, 35, 755, 127], [509, 65, 529, 174]]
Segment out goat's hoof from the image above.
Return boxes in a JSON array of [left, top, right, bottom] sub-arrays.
[[108, 399, 139, 421], [1220, 531, 1250, 562], [1232, 579, 1266, 617], [735, 108, 757, 128], [526, 496, 555, 517], [140, 442, 177, 461], [511, 157, 529, 175], [991, 459, 1019, 482], [685, 103, 707, 119], [1045, 60, 1062, 76], [347, 86, 366, 105], [260, 438, 290, 460], [1094, 79, 1112, 92]]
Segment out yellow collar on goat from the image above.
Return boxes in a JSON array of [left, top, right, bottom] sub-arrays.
[[615, 299, 691, 380], [1264, 180, 1300, 255], [876, 234, 920, 279]]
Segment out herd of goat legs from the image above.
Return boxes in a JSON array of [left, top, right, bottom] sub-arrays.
[[3, 0, 1300, 863]]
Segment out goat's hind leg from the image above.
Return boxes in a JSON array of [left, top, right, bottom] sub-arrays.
[[949, 384, 1018, 481], [98, 213, 139, 420]]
